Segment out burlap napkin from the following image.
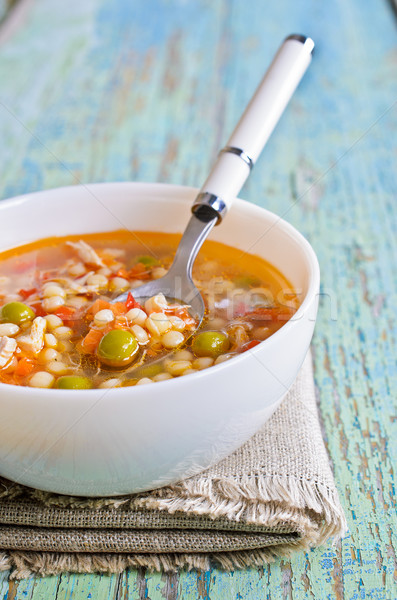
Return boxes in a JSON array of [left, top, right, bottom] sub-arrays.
[[0, 353, 346, 579]]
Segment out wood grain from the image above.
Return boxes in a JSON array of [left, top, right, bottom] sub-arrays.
[[0, 0, 396, 597]]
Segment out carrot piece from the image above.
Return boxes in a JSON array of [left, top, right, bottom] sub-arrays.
[[82, 328, 104, 353], [2, 358, 17, 374], [0, 373, 18, 386], [111, 302, 128, 316], [15, 358, 36, 377], [128, 263, 150, 280], [113, 268, 129, 279], [88, 299, 111, 316], [113, 320, 129, 330]]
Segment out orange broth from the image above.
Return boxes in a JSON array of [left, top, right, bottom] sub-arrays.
[[0, 231, 299, 389]]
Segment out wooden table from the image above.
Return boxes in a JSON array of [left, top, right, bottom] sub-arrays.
[[0, 0, 396, 597]]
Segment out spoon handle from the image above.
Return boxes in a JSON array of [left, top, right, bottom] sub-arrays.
[[192, 34, 314, 222]]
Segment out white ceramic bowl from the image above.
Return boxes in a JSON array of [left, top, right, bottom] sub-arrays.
[[0, 182, 319, 496]]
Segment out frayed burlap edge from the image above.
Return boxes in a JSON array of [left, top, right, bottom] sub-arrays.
[[0, 474, 347, 579], [0, 538, 308, 579], [0, 474, 347, 545], [0, 473, 347, 546], [135, 475, 347, 547]]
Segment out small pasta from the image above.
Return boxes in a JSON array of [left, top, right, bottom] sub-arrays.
[[0, 232, 297, 389]]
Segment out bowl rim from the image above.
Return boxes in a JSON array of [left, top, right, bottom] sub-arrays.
[[0, 181, 320, 397]]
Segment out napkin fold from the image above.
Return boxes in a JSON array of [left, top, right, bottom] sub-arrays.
[[0, 353, 346, 579]]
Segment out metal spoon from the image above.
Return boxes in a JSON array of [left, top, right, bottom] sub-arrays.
[[114, 35, 314, 325]]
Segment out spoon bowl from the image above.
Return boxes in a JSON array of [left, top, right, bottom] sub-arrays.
[[113, 34, 314, 353], [114, 212, 218, 325]]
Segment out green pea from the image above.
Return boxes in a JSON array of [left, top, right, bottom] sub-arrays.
[[135, 255, 159, 267], [1, 301, 35, 324], [97, 329, 139, 367], [56, 376, 93, 390], [192, 331, 230, 358], [134, 362, 164, 379], [233, 275, 261, 289]]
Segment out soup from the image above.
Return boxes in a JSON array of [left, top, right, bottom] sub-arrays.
[[0, 231, 299, 389]]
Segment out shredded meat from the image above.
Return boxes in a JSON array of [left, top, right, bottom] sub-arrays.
[[0, 336, 17, 368], [66, 241, 105, 269], [17, 317, 46, 355]]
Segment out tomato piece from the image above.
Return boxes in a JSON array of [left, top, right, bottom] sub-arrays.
[[18, 288, 37, 300], [125, 292, 143, 312], [53, 306, 77, 323], [29, 302, 45, 317]]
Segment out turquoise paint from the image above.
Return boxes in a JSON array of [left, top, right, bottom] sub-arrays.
[[0, 0, 396, 597]]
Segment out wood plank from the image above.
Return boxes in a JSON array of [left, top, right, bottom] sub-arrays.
[[0, 0, 395, 597], [0, 571, 10, 600], [8, 575, 60, 600], [55, 573, 120, 600]]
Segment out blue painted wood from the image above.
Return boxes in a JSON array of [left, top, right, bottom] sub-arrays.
[[0, 0, 396, 597]]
